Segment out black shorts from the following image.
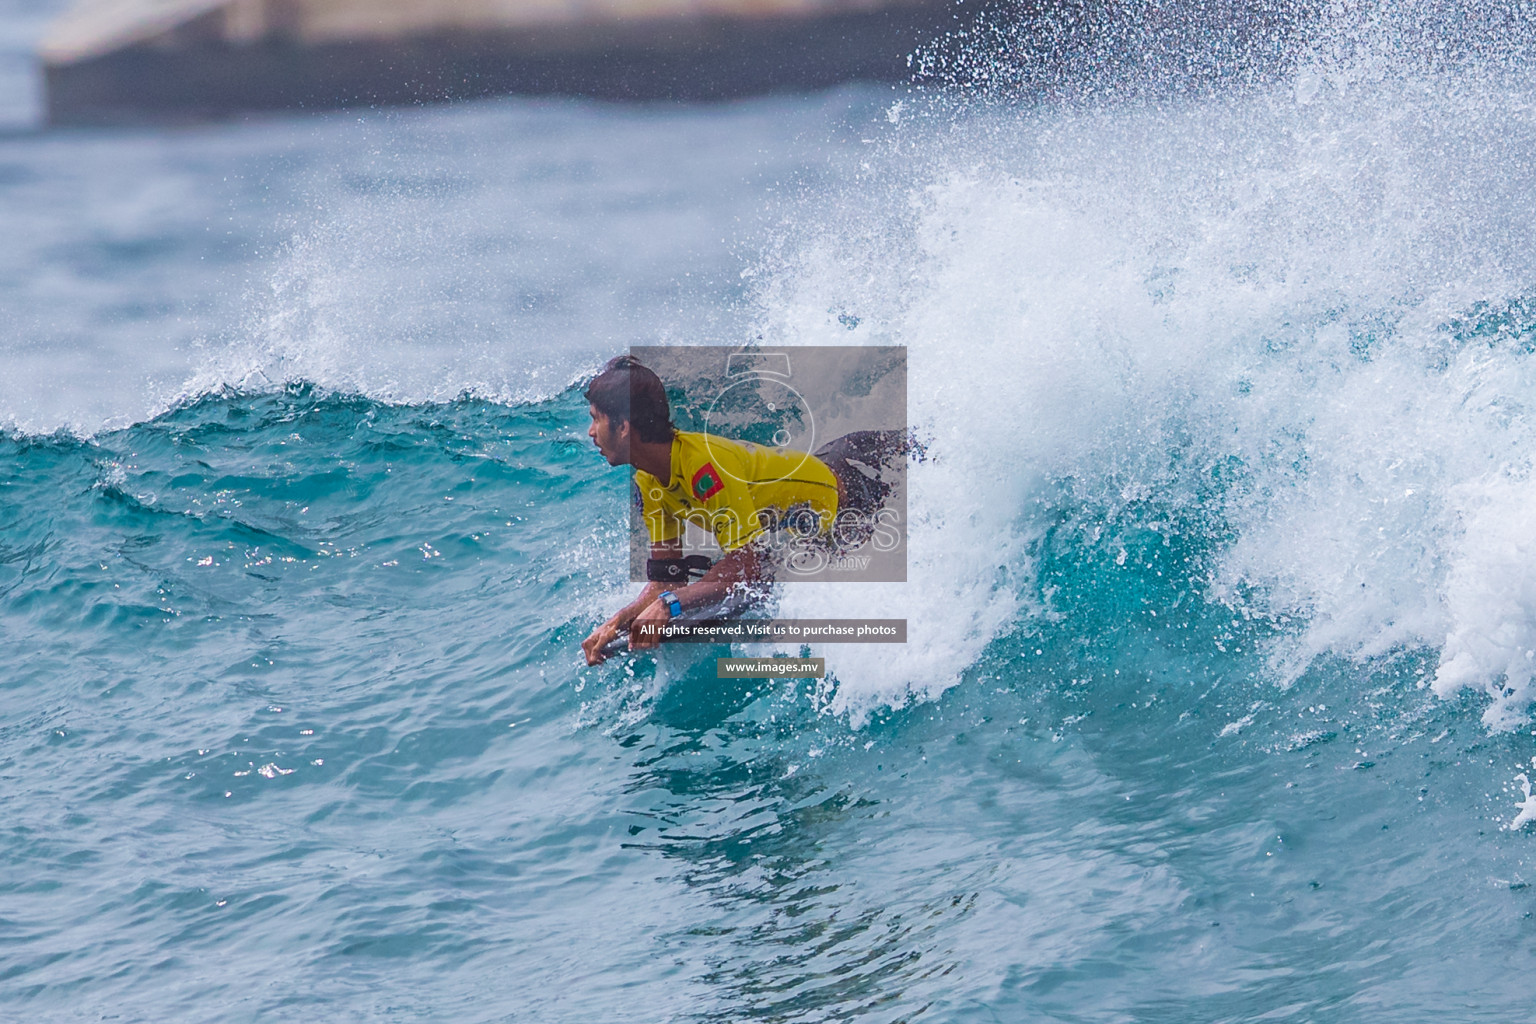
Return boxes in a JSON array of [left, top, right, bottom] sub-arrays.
[[813, 430, 906, 518]]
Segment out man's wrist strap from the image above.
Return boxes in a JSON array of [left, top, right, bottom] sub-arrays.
[[659, 591, 682, 618]]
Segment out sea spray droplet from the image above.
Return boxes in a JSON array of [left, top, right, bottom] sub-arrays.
[[1509, 775, 1536, 829], [1295, 70, 1322, 105]]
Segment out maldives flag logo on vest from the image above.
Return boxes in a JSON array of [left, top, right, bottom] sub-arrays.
[[691, 463, 723, 501]]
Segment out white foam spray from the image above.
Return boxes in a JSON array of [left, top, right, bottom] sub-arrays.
[[756, 4, 1536, 728]]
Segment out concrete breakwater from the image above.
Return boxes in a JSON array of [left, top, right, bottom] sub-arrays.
[[41, 0, 962, 124]]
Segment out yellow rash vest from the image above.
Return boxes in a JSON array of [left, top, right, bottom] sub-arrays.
[[634, 431, 839, 551]]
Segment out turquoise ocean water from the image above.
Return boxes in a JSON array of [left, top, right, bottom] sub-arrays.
[[7, 2, 1536, 1020]]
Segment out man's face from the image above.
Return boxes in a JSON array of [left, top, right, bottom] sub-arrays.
[[588, 404, 628, 466]]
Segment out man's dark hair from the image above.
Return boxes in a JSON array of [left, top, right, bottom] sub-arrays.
[[584, 355, 674, 443]]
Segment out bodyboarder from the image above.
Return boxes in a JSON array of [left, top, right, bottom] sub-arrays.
[[579, 355, 898, 665]]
